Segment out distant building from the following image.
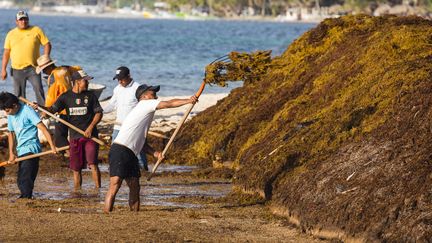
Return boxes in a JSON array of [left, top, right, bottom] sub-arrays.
[[34, 0, 104, 13], [0, 0, 14, 9], [154, 2, 170, 10]]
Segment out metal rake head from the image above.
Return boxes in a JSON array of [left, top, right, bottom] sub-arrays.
[[209, 55, 230, 65], [204, 50, 272, 87]]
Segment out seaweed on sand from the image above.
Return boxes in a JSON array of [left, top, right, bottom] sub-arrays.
[[167, 15, 432, 241]]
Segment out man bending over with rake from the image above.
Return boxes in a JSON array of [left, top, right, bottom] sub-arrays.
[[104, 84, 197, 212]]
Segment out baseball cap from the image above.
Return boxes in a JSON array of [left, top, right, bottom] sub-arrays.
[[35, 55, 56, 74], [16, 10, 28, 20], [135, 84, 160, 100], [71, 70, 94, 82], [113, 66, 130, 80]]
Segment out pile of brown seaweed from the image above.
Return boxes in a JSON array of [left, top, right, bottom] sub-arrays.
[[204, 50, 272, 87], [167, 15, 432, 241]]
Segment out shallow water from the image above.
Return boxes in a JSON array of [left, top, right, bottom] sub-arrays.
[[3, 164, 231, 208]]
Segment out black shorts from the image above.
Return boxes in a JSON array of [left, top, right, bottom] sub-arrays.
[[109, 143, 140, 179]]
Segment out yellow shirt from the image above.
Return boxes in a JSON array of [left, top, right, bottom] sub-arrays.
[[45, 66, 82, 114], [4, 26, 50, 69]]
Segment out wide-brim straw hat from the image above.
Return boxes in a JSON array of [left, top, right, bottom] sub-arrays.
[[36, 54, 56, 74]]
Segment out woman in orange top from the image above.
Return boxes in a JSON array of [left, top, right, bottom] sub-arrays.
[[36, 54, 81, 149]]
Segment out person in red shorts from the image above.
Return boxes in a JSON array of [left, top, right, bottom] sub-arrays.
[[33, 70, 103, 191]]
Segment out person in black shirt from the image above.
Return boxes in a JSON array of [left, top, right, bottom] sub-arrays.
[[35, 70, 103, 191]]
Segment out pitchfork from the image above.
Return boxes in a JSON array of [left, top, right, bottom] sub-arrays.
[[147, 55, 229, 181]]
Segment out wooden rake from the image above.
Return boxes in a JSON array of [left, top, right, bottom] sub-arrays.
[[19, 97, 105, 146], [0, 146, 69, 167], [147, 55, 229, 181]]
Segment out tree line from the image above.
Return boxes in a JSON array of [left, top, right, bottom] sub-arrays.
[[11, 0, 432, 17]]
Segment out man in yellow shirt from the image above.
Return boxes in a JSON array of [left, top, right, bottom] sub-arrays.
[[1, 10, 51, 105], [36, 54, 81, 150]]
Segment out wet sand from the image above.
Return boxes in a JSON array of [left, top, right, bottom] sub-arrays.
[[0, 157, 325, 242], [0, 93, 325, 241], [2, 163, 231, 208]]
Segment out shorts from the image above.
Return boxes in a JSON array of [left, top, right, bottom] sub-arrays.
[[53, 115, 69, 148], [109, 143, 140, 179], [69, 137, 99, 171]]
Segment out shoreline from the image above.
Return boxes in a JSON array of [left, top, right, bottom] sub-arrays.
[[0, 93, 229, 139], [101, 93, 228, 133], [25, 9, 321, 24]]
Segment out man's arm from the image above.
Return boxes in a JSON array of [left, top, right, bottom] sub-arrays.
[[1, 48, 10, 80], [102, 90, 117, 114], [29, 91, 64, 115], [43, 42, 51, 56], [84, 112, 103, 138], [37, 122, 57, 154], [7, 131, 16, 164], [142, 142, 163, 160], [29, 103, 57, 116], [156, 95, 198, 110]]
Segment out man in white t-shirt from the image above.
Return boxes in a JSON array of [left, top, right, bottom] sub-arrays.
[[103, 66, 148, 170], [104, 84, 198, 212]]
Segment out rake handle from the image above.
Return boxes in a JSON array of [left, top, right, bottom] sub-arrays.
[[19, 97, 105, 146], [147, 81, 205, 181], [147, 102, 196, 181], [0, 146, 69, 167], [195, 81, 206, 97]]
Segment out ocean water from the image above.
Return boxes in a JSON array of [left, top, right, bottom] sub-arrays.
[[0, 9, 315, 100]]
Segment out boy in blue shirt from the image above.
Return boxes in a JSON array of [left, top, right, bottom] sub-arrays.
[[0, 92, 57, 199]]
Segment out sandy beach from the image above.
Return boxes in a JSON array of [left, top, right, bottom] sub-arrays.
[[0, 92, 323, 242], [0, 158, 322, 242]]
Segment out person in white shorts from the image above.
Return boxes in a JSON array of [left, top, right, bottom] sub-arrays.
[[104, 84, 198, 212]]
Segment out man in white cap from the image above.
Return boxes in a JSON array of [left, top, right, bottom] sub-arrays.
[[1, 10, 51, 105], [104, 84, 198, 212], [103, 66, 148, 171], [36, 54, 82, 151]]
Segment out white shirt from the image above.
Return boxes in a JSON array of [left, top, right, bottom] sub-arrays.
[[114, 99, 160, 156], [103, 80, 140, 130]]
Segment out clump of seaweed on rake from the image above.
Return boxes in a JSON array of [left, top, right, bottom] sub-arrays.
[[204, 50, 272, 86]]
